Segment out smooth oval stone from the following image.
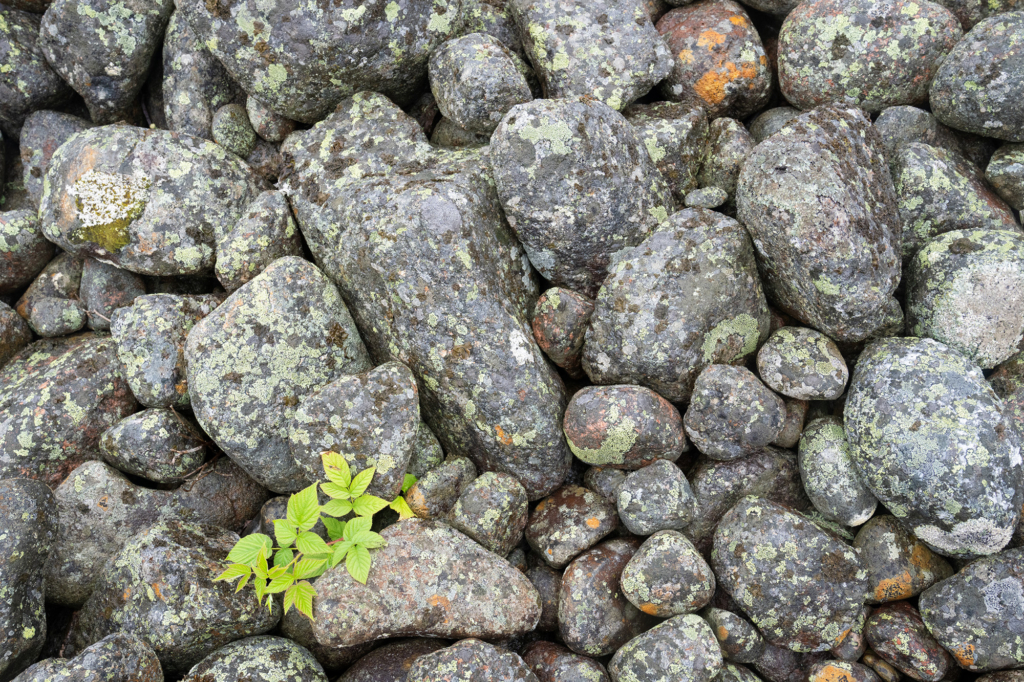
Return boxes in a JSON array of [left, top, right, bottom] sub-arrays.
[[13, 633, 162, 682], [99, 408, 207, 484], [620, 530, 715, 617], [736, 105, 902, 343], [865, 602, 951, 682], [0, 8, 73, 137], [623, 101, 708, 204], [246, 96, 296, 143], [798, 417, 878, 527], [521, 641, 610, 682], [408, 638, 538, 682], [180, 636, 326, 682], [716, 662, 768, 682], [711, 496, 870, 653], [15, 252, 86, 338], [337, 639, 449, 682], [0, 302, 32, 370], [532, 287, 594, 377], [774, 398, 809, 449], [214, 189, 303, 293], [447, 471, 529, 556], [313, 519, 541, 648], [844, 336, 1024, 557], [525, 484, 620, 568], [211, 103, 257, 158], [405, 457, 477, 519], [986, 143, 1024, 211], [750, 108, 801, 144], [808, 661, 880, 682], [931, 12, 1024, 142], [854, 515, 953, 604], [564, 385, 686, 469], [0, 209, 55, 295], [705, 608, 767, 664], [617, 459, 698, 536], [757, 327, 848, 401], [609, 613, 723, 682], [778, 0, 961, 112], [919, 547, 1024, 671]]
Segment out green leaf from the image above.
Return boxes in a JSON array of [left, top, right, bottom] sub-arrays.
[[390, 495, 417, 520], [294, 557, 328, 580], [295, 532, 331, 558], [349, 467, 376, 497], [273, 519, 297, 547], [235, 571, 251, 593], [352, 494, 390, 517], [283, 583, 297, 615], [320, 498, 352, 517], [331, 541, 352, 567], [287, 484, 321, 532], [344, 516, 372, 539], [226, 534, 273, 566], [254, 576, 267, 605], [214, 563, 250, 583], [273, 548, 294, 569], [253, 548, 270, 580], [266, 574, 294, 594], [350, 530, 387, 549], [292, 580, 316, 621], [346, 544, 372, 584], [402, 474, 418, 493], [320, 482, 352, 501], [321, 517, 346, 541], [321, 452, 352, 487]]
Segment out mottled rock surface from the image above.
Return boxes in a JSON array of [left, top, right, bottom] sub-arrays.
[[623, 101, 708, 204], [854, 515, 953, 604], [407, 639, 538, 682], [532, 287, 594, 377], [0, 8, 73, 137], [526, 484, 620, 569], [99, 409, 207, 484], [620, 530, 715, 617], [12, 633, 162, 682], [987, 143, 1024, 210], [684, 365, 785, 460], [0, 209, 53, 296], [214, 189, 302, 293], [446, 471, 528, 555], [798, 417, 877, 527], [608, 614, 723, 682], [757, 327, 848, 401], [617, 459, 698, 535], [180, 636, 327, 682]]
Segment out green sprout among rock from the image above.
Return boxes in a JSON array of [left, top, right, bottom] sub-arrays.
[[215, 451, 417, 621]]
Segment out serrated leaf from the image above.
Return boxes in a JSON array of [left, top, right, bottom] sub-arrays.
[[320, 499, 353, 517], [352, 494, 390, 517], [390, 495, 417, 520], [253, 548, 270, 580], [331, 540, 352, 567], [344, 516, 372, 539], [214, 563, 250, 583], [266, 574, 294, 594], [254, 576, 266, 605], [402, 474, 418, 493], [226, 534, 273, 566], [351, 531, 387, 549], [283, 584, 296, 615], [273, 519, 297, 547], [293, 581, 316, 621], [321, 517, 346, 541], [294, 557, 328, 580], [296, 531, 331, 558], [235, 572, 250, 593], [321, 452, 351, 487], [349, 467, 376, 497], [287, 484, 321, 532], [320, 482, 352, 501], [346, 544, 372, 584], [273, 548, 294, 569]]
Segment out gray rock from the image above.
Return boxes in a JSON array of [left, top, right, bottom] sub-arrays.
[[620, 530, 715, 617], [0, 209, 55, 296], [406, 422, 445, 478], [873, 105, 996, 173], [18, 111, 95, 208], [79, 258, 147, 331], [521, 641, 610, 682], [0, 301, 31, 369], [609, 613, 723, 682], [408, 639, 538, 682], [429, 117, 491, 148], [211, 103, 257, 158], [864, 602, 952, 682], [584, 467, 628, 503], [623, 101, 709, 204], [986, 143, 1024, 210], [935, 0, 1024, 29], [698, 117, 753, 215], [854, 515, 953, 604], [336, 639, 448, 682], [685, 186, 728, 209], [246, 97, 296, 143], [704, 608, 766, 664], [278, 603, 373, 674], [0, 8, 73, 137], [525, 563, 562, 632], [446, 471, 528, 555], [180, 636, 327, 682], [15, 252, 86, 338], [525, 484, 620, 568], [757, 327, 848, 401], [773, 398, 809, 449], [99, 408, 207, 484], [798, 417, 878, 527], [750, 108, 801, 144], [12, 633, 162, 682], [616, 459, 698, 535], [405, 456, 477, 519]]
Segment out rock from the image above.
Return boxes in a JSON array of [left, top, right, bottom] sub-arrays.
[[583, 207, 770, 403], [831, 610, 870, 661], [656, 1, 771, 118], [757, 328, 849, 401], [110, 293, 223, 408], [180, 636, 327, 682], [931, 13, 1024, 142], [313, 520, 540, 647], [18, 111, 94, 208], [177, 0, 462, 123], [525, 484, 620, 568], [0, 334, 138, 487], [873, 105, 996, 172], [508, 0, 672, 109], [0, 209, 54, 296], [711, 496, 871, 652], [531, 287, 594, 377], [408, 639, 538, 682], [864, 602, 952, 682], [429, 33, 532, 135], [214, 191, 302, 294], [736, 105, 902, 343], [608, 613, 723, 682], [919, 546, 1024, 671], [563, 385, 687, 469], [162, 11, 243, 141], [617, 459, 698, 535], [40, 125, 266, 276], [893, 143, 1019, 259], [778, 0, 961, 112], [750, 108, 801, 144], [337, 639, 449, 682], [429, 117, 491, 148], [685, 187, 729, 209], [521, 641, 610, 682], [0, 302, 31, 369], [246, 97, 296, 143], [0, 8, 73, 137], [490, 98, 673, 296], [525, 563, 561, 632], [407, 423, 445, 478], [559, 537, 654, 656], [99, 409, 206, 484], [798, 417, 878, 527], [623, 101, 708, 204], [808, 661, 879, 682], [773, 398, 809, 449], [584, 467, 628, 503], [698, 118, 753, 214], [186, 256, 371, 492], [13, 633, 162, 682], [211, 103, 257, 159], [79, 258, 147, 331], [45, 458, 268, 607], [0, 478, 57, 681], [620, 530, 715, 617], [15, 252, 87, 338], [854, 515, 954, 604], [844, 337, 1024, 557], [717, 663, 768, 682], [907, 229, 1024, 369], [447, 471, 528, 555], [705, 607, 767, 664], [987, 143, 1024, 210], [751, 643, 818, 682], [935, 0, 1024, 29], [685, 365, 786, 460], [405, 457, 477, 518], [861, 653, 899, 682]]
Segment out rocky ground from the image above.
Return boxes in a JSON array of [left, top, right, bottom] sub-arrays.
[[1, 0, 1024, 680]]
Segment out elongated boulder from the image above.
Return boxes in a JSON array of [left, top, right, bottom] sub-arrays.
[[14, 633, 162, 682], [312, 519, 541, 647], [0, 8, 73, 137]]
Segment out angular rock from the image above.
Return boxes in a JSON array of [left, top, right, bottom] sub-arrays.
[[773, 398, 808, 449], [620, 530, 715, 617], [584, 467, 628, 503], [987, 143, 1024, 211], [20, 111, 95, 209], [214, 189, 303, 293], [757, 327, 848, 401], [525, 484, 620, 568], [532, 287, 594, 377], [686, 186, 728, 209], [0, 302, 31, 369], [854, 515, 953, 604], [865, 602, 952, 682], [15, 251, 86, 338], [609, 614, 723, 682], [685, 365, 786, 460], [617, 459, 698, 535], [705, 607, 767, 664], [180, 636, 327, 682], [698, 117, 753, 214], [99, 408, 207, 484], [336, 639, 448, 682], [623, 101, 708, 204], [408, 639, 538, 682], [0, 8, 73, 137], [79, 258, 147, 331], [407, 423, 445, 478], [798, 417, 878, 527], [405, 456, 477, 519], [447, 471, 528, 555], [521, 641, 610, 682], [247, 97, 296, 143], [0, 209, 54, 296], [873, 104, 995, 173], [13, 633, 162, 682]]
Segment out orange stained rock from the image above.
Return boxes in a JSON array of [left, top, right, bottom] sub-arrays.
[[640, 603, 660, 615], [406, 487, 428, 517], [730, 14, 749, 26], [534, 499, 547, 512], [910, 542, 934, 569], [875, 570, 914, 601], [678, 49, 695, 64], [814, 663, 855, 682], [494, 424, 514, 446], [585, 517, 601, 529], [697, 30, 726, 48], [717, 625, 730, 640], [152, 582, 165, 602], [428, 594, 450, 609], [694, 61, 759, 105], [950, 644, 975, 668]]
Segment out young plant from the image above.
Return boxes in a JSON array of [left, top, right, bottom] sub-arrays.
[[214, 451, 417, 621]]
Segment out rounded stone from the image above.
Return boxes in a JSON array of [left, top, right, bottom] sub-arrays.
[[616, 459, 698, 536], [864, 602, 952, 682], [14, 252, 86, 338], [757, 327, 848, 401], [623, 101, 709, 204], [749, 107, 801, 144], [531, 287, 594, 377], [521, 641, 610, 682], [704, 608, 767, 664], [798, 417, 878, 527], [79, 258, 147, 332], [246, 96, 296, 143], [873, 105, 989, 172], [180, 636, 327, 682], [716, 663, 767, 682], [0, 210, 55, 295], [773, 398, 809, 449], [620, 530, 715, 617], [13, 633, 162, 682], [214, 189, 304, 293], [336, 639, 448, 682], [986, 143, 1024, 210], [0, 8, 73, 137], [608, 613, 724, 682], [525, 484, 620, 569], [212, 103, 258, 158], [685, 186, 729, 209], [855, 516, 954, 605], [99, 409, 207, 484], [404, 457, 477, 519], [808, 661, 880, 682], [407, 638, 538, 682], [525, 563, 562, 632], [447, 471, 529, 556]]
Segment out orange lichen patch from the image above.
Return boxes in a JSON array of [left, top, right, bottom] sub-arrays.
[[950, 644, 976, 668], [833, 628, 852, 647], [875, 570, 914, 602], [123, 587, 132, 601], [910, 542, 934, 569], [152, 582, 165, 602], [585, 517, 601, 529], [717, 625, 730, 640], [694, 61, 759, 105], [97, 494, 110, 512], [405, 488, 428, 516], [640, 603, 660, 615], [494, 425, 514, 446], [729, 14, 749, 26], [534, 499, 547, 512], [760, 54, 768, 66], [815, 663, 855, 682], [697, 30, 726, 48], [678, 49, 695, 64]]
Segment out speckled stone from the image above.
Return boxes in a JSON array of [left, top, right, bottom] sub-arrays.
[[214, 190, 302, 293], [429, 117, 491, 148], [583, 208, 770, 403], [935, 0, 1024, 29], [525, 484, 620, 569], [521, 641, 610, 682], [289, 361, 418, 500], [211, 103, 257, 158], [0, 8, 73, 137], [79, 258, 146, 331], [873, 105, 996, 173], [751, 643, 820, 682], [0, 209, 55, 296], [774, 398, 809, 449], [99, 409, 206, 484], [559, 537, 655, 656], [405, 456, 477, 519], [778, 0, 961, 112], [584, 467, 628, 504], [864, 602, 951, 682], [67, 520, 280, 676], [490, 98, 673, 296], [831, 608, 870, 661], [246, 97, 296, 143], [845, 336, 1024, 557], [564, 385, 686, 470], [185, 257, 371, 493], [0, 334, 138, 487], [313, 519, 541, 647], [524, 562, 561, 632], [40, 125, 265, 276], [447, 471, 528, 555], [18, 111, 95, 208], [931, 13, 1024, 142], [609, 613, 724, 682], [894, 143, 1019, 259], [243, 138, 283, 184], [736, 105, 902, 343], [407, 422, 445, 478], [532, 287, 594, 377], [976, 673, 1024, 682], [110, 293, 223, 408], [908, 229, 1024, 368], [808, 661, 879, 682], [0, 302, 31, 369], [177, 0, 461, 123], [705, 607, 767, 664], [180, 636, 327, 682], [337, 639, 448, 682], [45, 458, 267, 608], [12, 632, 163, 682], [750, 108, 801, 144], [757, 328, 848, 401], [715, 662, 767, 682], [798, 417, 877, 527], [712, 496, 871, 652], [685, 186, 728, 209], [620, 530, 714, 617], [987, 143, 1024, 211], [854, 515, 953, 604], [699, 117, 753, 213], [617, 459, 697, 535], [861, 653, 899, 682], [508, 0, 672, 109], [685, 365, 786, 460], [277, 606, 373, 673], [657, 1, 772, 119], [408, 638, 538, 682], [623, 101, 709, 204], [15, 252, 87, 338]]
